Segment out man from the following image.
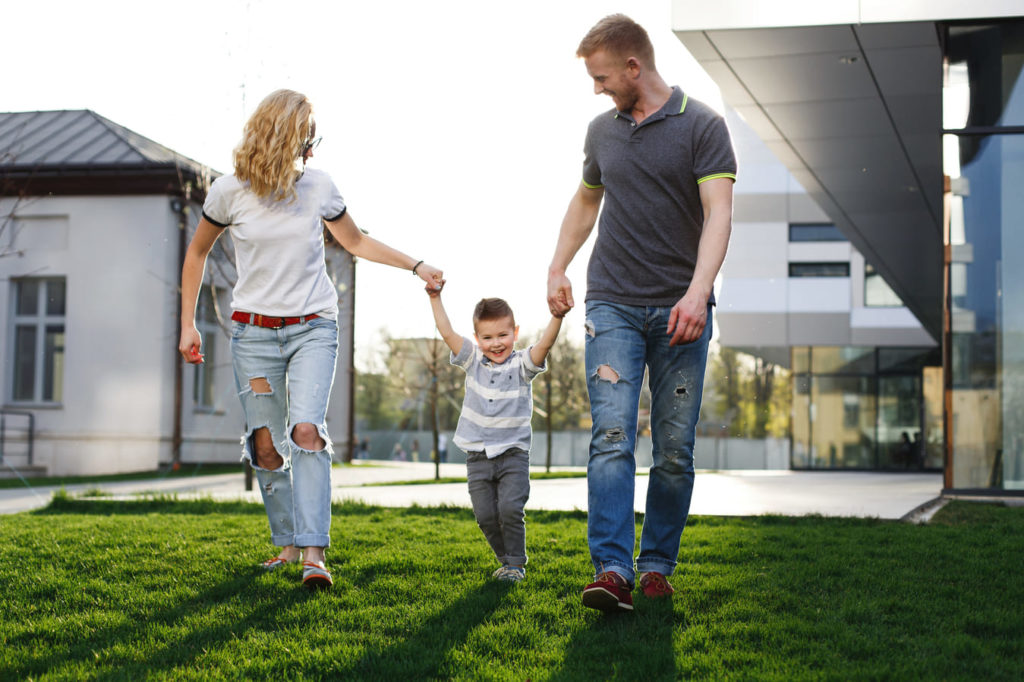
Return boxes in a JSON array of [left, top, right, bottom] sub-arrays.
[[547, 14, 735, 612]]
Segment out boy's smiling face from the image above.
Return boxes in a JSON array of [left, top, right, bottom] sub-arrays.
[[474, 315, 519, 364]]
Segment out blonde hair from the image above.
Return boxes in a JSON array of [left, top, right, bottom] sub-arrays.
[[232, 89, 314, 200], [577, 14, 656, 70]]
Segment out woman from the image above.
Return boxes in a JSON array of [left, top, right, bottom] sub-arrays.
[[179, 89, 442, 590]]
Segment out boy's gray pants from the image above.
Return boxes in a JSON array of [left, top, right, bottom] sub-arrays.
[[466, 448, 530, 566]]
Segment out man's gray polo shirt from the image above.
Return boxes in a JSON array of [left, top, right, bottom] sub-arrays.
[[582, 86, 737, 307], [450, 337, 545, 458]]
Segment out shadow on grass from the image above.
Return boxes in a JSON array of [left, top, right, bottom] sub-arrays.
[[34, 498, 591, 524], [34, 496, 268, 516], [335, 580, 513, 679], [549, 593, 682, 680], [7, 568, 296, 679]]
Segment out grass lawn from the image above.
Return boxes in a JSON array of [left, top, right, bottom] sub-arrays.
[[1, 497, 1022, 680], [361, 471, 590, 487], [0, 463, 246, 490], [0, 461, 380, 490]]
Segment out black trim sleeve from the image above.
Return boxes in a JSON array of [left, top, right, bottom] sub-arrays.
[[202, 211, 230, 228], [325, 206, 347, 222]]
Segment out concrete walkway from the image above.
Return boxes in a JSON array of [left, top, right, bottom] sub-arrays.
[[0, 460, 944, 520]]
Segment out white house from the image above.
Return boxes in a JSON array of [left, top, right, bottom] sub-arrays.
[[0, 110, 354, 476]]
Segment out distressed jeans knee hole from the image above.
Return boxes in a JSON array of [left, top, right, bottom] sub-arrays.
[[249, 377, 272, 394], [603, 427, 627, 443], [594, 364, 620, 384]]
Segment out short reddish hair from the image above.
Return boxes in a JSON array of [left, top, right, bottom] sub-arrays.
[[577, 14, 656, 69]]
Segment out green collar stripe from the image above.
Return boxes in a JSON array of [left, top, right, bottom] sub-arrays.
[[697, 172, 736, 184], [679, 94, 688, 114]]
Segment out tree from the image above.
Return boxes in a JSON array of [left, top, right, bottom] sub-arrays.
[[354, 371, 402, 430], [385, 335, 464, 479], [530, 330, 588, 472], [1, 152, 41, 261], [705, 344, 791, 439]]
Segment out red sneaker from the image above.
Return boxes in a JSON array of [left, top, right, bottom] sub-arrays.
[[638, 571, 674, 598], [582, 571, 634, 612]]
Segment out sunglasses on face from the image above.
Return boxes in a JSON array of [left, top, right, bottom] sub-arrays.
[[301, 135, 322, 156]]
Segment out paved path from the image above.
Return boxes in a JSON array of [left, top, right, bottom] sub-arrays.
[[0, 461, 944, 520]]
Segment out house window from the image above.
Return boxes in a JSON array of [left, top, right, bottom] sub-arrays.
[[864, 262, 903, 307], [192, 286, 219, 409], [789, 223, 846, 242], [10, 278, 66, 404], [788, 262, 850, 278]]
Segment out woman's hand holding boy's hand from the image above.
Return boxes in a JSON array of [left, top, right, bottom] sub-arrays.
[[425, 279, 446, 298], [415, 263, 444, 292]]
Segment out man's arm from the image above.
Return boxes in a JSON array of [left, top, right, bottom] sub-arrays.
[[547, 183, 604, 316], [666, 177, 734, 346], [529, 315, 564, 368], [427, 287, 463, 356]]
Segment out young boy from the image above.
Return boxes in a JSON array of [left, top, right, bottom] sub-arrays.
[[427, 284, 563, 582]]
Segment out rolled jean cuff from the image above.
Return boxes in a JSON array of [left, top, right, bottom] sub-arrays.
[[636, 559, 676, 577], [499, 554, 528, 567], [594, 561, 635, 585], [270, 533, 295, 547], [294, 534, 330, 548]]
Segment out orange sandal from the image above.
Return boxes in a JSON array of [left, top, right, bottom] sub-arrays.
[[301, 561, 333, 590], [260, 555, 293, 572]]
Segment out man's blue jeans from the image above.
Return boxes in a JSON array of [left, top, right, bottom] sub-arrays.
[[584, 300, 711, 584]]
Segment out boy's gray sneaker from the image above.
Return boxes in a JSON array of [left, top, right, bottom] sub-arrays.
[[492, 565, 525, 582]]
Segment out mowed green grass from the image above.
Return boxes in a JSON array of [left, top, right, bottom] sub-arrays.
[[1, 497, 1022, 680]]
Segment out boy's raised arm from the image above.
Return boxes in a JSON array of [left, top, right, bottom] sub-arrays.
[[427, 284, 463, 356], [529, 314, 563, 368]]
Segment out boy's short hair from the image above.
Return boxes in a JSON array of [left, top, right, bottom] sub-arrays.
[[576, 13, 656, 70], [473, 298, 515, 328]]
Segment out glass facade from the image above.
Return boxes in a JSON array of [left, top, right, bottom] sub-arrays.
[[789, 223, 846, 242], [788, 262, 850, 278], [791, 346, 940, 470], [865, 263, 903, 307], [945, 21, 1024, 490]]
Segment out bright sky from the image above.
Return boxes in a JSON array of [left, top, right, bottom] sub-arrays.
[[4, 0, 722, 371]]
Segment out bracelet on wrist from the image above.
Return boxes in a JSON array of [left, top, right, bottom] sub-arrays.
[[412, 260, 424, 276]]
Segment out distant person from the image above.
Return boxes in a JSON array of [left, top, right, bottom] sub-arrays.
[[547, 15, 735, 611], [411, 439, 421, 462], [357, 438, 370, 460], [392, 443, 408, 461], [896, 431, 913, 469], [912, 432, 925, 469], [179, 89, 442, 590], [438, 433, 449, 463], [427, 287, 563, 582]]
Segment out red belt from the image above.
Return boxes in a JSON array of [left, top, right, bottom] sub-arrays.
[[231, 311, 319, 329]]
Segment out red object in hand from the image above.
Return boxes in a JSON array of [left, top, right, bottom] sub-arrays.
[[190, 347, 204, 363]]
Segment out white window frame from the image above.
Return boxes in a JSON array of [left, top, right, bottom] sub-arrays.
[[9, 277, 66, 405]]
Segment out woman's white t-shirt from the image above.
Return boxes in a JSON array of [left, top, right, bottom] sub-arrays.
[[202, 168, 346, 319]]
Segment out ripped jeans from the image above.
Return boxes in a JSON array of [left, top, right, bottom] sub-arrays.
[[584, 300, 711, 584], [230, 315, 338, 548]]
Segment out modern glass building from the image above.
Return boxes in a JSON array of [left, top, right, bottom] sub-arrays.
[[673, 1, 1024, 493]]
